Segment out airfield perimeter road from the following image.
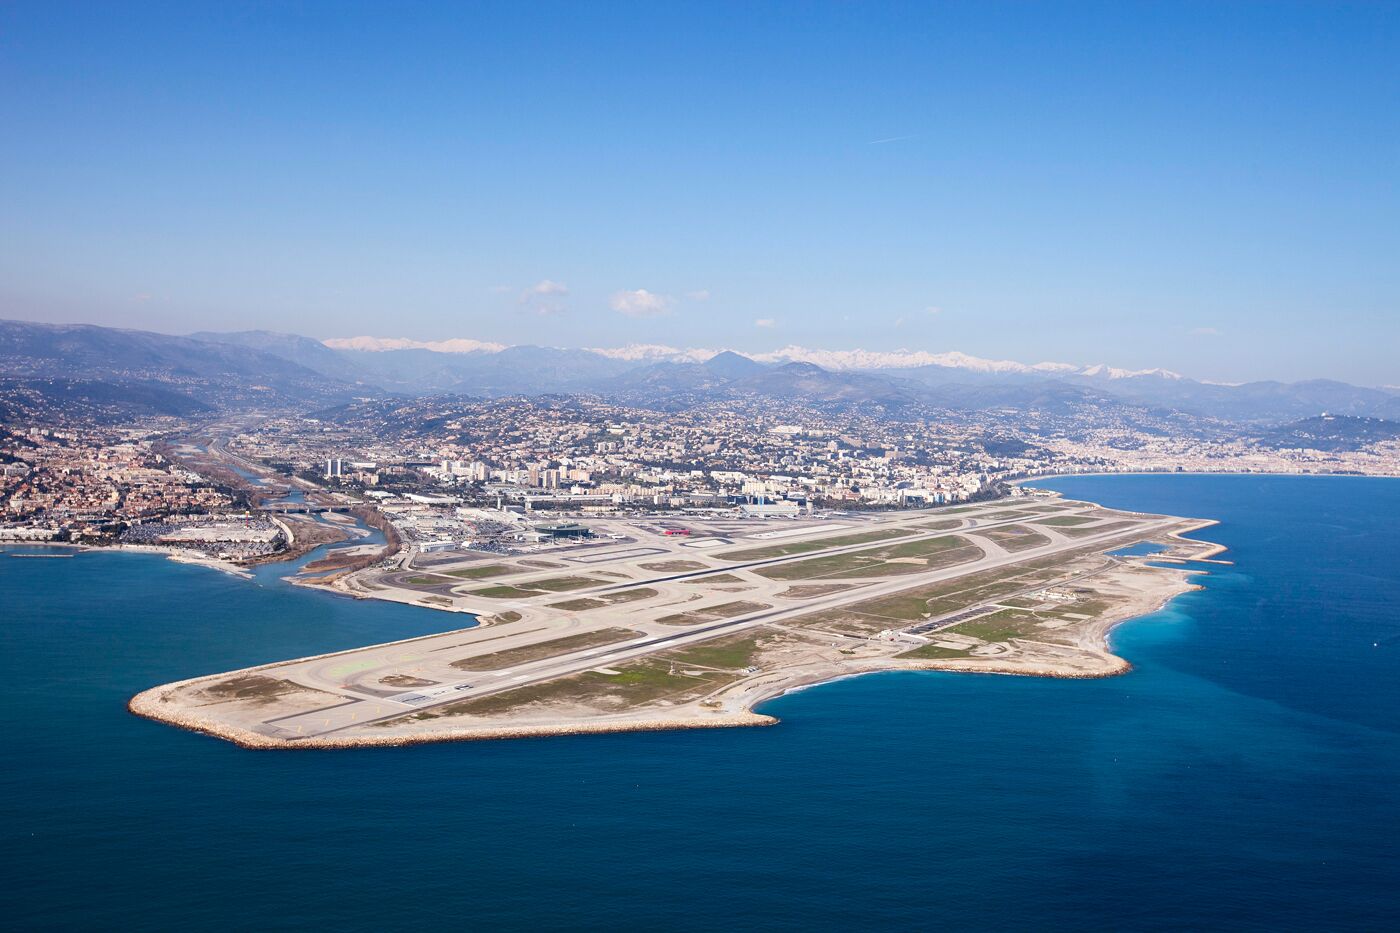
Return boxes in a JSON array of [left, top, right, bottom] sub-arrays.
[[257, 509, 1177, 740]]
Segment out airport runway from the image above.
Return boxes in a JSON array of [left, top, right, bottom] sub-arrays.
[[258, 511, 1175, 739]]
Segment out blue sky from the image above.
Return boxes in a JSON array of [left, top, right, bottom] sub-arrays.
[[1, 1, 1397, 384]]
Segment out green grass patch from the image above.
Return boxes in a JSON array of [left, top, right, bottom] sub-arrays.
[[548, 588, 658, 611], [975, 525, 1052, 552], [945, 608, 1044, 643], [716, 527, 915, 561], [413, 657, 733, 718], [663, 632, 764, 670], [405, 574, 453, 586], [471, 585, 545, 599], [442, 564, 513, 579], [756, 536, 982, 581], [639, 560, 709, 572], [897, 643, 973, 659], [784, 548, 1105, 632], [525, 575, 601, 592], [1056, 520, 1142, 537], [449, 627, 640, 671]]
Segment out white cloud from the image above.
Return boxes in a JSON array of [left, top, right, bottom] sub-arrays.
[[754, 318, 776, 328], [610, 288, 673, 317], [1189, 326, 1221, 336], [515, 279, 569, 315], [523, 279, 568, 297], [323, 336, 507, 354], [686, 289, 711, 301], [924, 305, 943, 315]]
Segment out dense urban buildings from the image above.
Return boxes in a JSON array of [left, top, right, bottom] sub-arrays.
[[4, 385, 1397, 560]]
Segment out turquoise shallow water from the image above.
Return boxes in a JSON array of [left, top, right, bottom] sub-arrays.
[[3, 475, 1399, 930]]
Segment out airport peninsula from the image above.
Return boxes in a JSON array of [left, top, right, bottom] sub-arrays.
[[130, 492, 1224, 748]]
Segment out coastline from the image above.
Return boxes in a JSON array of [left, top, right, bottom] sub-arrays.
[[1014, 468, 1400, 485], [121, 491, 1230, 751], [129, 527, 1213, 750], [109, 543, 254, 578]]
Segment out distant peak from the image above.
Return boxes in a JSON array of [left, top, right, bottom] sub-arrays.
[[323, 336, 507, 353], [1079, 363, 1183, 380], [585, 344, 718, 363], [320, 333, 1194, 382]]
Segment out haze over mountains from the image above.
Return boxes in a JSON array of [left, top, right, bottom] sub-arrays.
[[3, 318, 1399, 426]]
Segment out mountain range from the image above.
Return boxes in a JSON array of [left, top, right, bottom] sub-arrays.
[[3, 318, 1399, 427]]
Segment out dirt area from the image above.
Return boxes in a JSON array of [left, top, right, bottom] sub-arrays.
[[655, 600, 772, 625], [242, 516, 352, 568], [548, 588, 659, 611], [777, 583, 859, 599], [638, 560, 710, 572], [202, 674, 301, 702], [379, 674, 439, 688], [177, 674, 344, 716], [681, 573, 744, 584]]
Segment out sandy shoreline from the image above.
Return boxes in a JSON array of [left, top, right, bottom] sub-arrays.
[[108, 544, 255, 578]]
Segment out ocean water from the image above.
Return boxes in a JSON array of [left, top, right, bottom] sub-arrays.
[[3, 474, 1399, 931]]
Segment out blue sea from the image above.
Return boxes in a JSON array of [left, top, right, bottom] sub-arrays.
[[4, 475, 1399, 931]]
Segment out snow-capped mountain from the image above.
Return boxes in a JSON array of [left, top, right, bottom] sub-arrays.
[[10, 317, 1387, 425]]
